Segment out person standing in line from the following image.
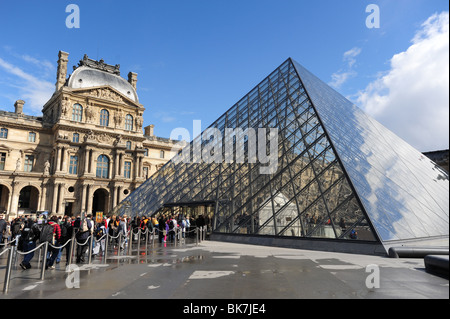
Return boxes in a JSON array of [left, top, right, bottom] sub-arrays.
[[19, 217, 40, 270], [46, 215, 62, 269], [117, 217, 127, 250], [60, 216, 73, 265], [75, 214, 93, 263], [0, 214, 7, 249]]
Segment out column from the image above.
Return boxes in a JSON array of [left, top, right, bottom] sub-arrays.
[[51, 183, 59, 213], [89, 150, 95, 175], [57, 183, 64, 215], [7, 181, 19, 218], [55, 147, 62, 173], [80, 184, 87, 214], [139, 156, 143, 178], [114, 152, 120, 177], [110, 186, 116, 211], [39, 182, 47, 211], [86, 185, 93, 214], [84, 147, 90, 175]]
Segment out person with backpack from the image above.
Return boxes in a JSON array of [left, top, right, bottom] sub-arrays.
[[59, 216, 73, 265], [45, 215, 62, 270], [19, 217, 40, 270], [75, 214, 93, 263], [11, 217, 25, 246], [93, 220, 106, 256]]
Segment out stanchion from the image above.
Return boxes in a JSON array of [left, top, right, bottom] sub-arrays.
[[128, 230, 133, 255], [87, 235, 93, 264], [118, 232, 122, 255], [152, 229, 155, 248], [145, 228, 149, 255], [3, 247, 13, 293], [137, 229, 141, 254], [103, 232, 109, 263], [40, 242, 48, 280], [68, 230, 75, 265]]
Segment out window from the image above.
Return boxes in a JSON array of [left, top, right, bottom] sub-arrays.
[[96, 155, 109, 179], [100, 109, 109, 126], [160, 150, 165, 159], [144, 148, 149, 156], [125, 114, 133, 131], [126, 141, 132, 150], [24, 155, 34, 172], [0, 152, 6, 170], [28, 132, 36, 143], [73, 133, 80, 143], [0, 128, 8, 139], [72, 104, 83, 122], [124, 161, 131, 178], [69, 155, 78, 175], [143, 166, 149, 179]]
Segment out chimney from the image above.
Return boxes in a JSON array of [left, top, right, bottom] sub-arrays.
[[128, 72, 138, 90], [14, 100, 25, 114], [144, 124, 154, 137], [55, 51, 69, 91]]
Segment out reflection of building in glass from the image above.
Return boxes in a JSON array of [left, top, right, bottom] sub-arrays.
[[118, 58, 449, 255]]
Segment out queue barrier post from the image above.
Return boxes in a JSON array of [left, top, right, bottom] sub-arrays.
[[40, 242, 48, 281], [2, 247, 14, 294]]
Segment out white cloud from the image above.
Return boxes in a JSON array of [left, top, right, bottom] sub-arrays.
[[356, 12, 449, 152], [329, 47, 362, 89], [0, 56, 54, 114]]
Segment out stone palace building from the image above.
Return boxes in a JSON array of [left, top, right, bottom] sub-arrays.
[[0, 51, 182, 219]]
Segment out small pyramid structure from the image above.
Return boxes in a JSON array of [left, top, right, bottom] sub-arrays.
[[119, 58, 449, 255]]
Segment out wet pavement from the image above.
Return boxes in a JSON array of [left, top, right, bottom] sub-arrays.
[[0, 239, 448, 300]]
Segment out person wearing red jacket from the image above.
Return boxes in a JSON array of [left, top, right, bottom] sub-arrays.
[[46, 215, 62, 270]]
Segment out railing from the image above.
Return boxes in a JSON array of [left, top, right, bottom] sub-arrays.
[[0, 224, 208, 294]]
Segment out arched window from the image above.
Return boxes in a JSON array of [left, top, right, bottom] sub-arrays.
[[72, 104, 83, 122], [96, 155, 109, 179], [99, 109, 109, 126], [125, 114, 133, 131]]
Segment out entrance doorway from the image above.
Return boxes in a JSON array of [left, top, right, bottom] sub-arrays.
[[0, 184, 10, 213], [18, 185, 39, 214], [92, 188, 109, 219], [65, 202, 74, 217]]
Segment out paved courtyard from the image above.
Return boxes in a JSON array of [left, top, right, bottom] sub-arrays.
[[1, 240, 448, 300]]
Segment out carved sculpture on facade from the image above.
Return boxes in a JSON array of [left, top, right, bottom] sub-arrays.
[[135, 116, 143, 131], [84, 130, 96, 142], [15, 158, 21, 172], [97, 133, 113, 144], [88, 88, 124, 103], [60, 97, 71, 119], [44, 160, 51, 176], [114, 134, 123, 146], [85, 102, 95, 122], [114, 110, 124, 128]]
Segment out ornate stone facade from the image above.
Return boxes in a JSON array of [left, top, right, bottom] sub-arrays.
[[0, 51, 183, 219]]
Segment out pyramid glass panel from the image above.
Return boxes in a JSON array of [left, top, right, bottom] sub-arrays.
[[119, 58, 449, 253]]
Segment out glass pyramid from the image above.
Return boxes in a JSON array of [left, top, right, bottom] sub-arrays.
[[119, 58, 449, 252]]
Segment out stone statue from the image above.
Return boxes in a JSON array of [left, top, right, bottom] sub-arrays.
[[15, 158, 21, 172], [85, 103, 95, 122], [61, 97, 70, 118], [44, 160, 50, 176]]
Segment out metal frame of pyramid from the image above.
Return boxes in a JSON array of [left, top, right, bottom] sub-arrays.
[[119, 58, 449, 255]]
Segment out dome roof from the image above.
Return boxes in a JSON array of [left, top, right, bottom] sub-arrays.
[[67, 66, 139, 102]]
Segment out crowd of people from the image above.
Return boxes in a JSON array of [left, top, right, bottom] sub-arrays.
[[0, 212, 209, 271]]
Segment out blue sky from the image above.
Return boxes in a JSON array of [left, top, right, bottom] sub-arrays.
[[0, 0, 448, 152]]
